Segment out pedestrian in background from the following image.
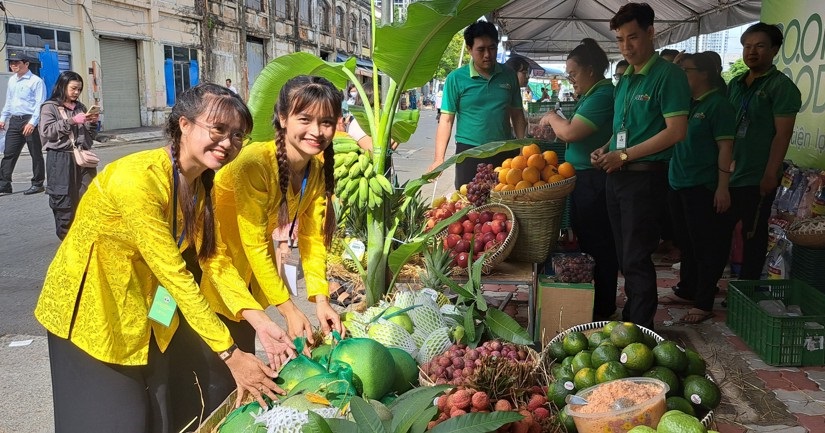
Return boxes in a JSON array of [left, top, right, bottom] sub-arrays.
[[0, 52, 47, 196], [34, 83, 293, 433], [226, 78, 239, 95], [661, 52, 736, 323], [592, 2, 690, 330], [727, 22, 801, 280], [38, 71, 100, 239], [505, 55, 530, 87], [540, 38, 619, 321]]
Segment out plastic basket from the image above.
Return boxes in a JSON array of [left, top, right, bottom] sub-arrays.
[[540, 321, 714, 428], [489, 197, 567, 263], [791, 245, 825, 295], [727, 279, 825, 366]]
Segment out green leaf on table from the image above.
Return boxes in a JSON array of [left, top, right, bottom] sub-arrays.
[[436, 270, 473, 299], [374, 0, 510, 89], [247, 53, 356, 141], [429, 411, 524, 433], [302, 411, 334, 433], [389, 385, 450, 433], [387, 206, 469, 274], [349, 397, 386, 433], [324, 419, 359, 433], [410, 406, 439, 433], [484, 308, 532, 345], [463, 304, 476, 343]]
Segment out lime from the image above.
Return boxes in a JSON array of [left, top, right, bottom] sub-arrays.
[[588, 332, 609, 349], [548, 339, 568, 361], [683, 374, 721, 410], [610, 322, 644, 348], [552, 364, 575, 383], [603, 321, 622, 336], [548, 379, 576, 408], [657, 411, 706, 433], [571, 350, 593, 374], [654, 341, 689, 373], [573, 367, 597, 390], [558, 407, 578, 432], [595, 360, 628, 383], [591, 344, 621, 369], [627, 427, 657, 433], [666, 396, 697, 417], [684, 349, 707, 377], [561, 355, 575, 372], [620, 342, 654, 371], [643, 366, 680, 397], [563, 332, 589, 356], [643, 332, 659, 349]]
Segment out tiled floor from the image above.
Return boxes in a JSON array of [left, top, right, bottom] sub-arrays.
[[484, 257, 825, 432]]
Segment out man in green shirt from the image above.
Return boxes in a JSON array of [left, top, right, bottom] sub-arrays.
[[727, 22, 801, 280], [428, 20, 526, 189], [592, 2, 690, 329]]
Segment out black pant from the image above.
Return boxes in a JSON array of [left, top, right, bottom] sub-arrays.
[[454, 142, 519, 190], [48, 332, 172, 433], [730, 186, 776, 280], [46, 149, 96, 239], [0, 115, 44, 190], [668, 186, 736, 311], [570, 169, 619, 318], [605, 170, 668, 329]]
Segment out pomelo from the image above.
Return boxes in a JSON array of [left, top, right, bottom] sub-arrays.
[[330, 338, 395, 399]]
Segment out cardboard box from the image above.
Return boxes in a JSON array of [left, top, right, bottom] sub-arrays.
[[535, 276, 594, 346]]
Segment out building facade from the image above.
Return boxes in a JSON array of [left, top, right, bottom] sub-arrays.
[[6, 0, 372, 129]]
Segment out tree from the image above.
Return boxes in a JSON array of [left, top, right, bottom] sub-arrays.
[[722, 58, 748, 83], [434, 31, 470, 81]]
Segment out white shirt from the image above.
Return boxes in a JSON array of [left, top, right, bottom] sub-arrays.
[[227, 85, 238, 95], [1, 70, 47, 126], [347, 116, 368, 142]]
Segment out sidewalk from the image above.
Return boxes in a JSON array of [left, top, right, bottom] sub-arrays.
[[18, 126, 164, 156]]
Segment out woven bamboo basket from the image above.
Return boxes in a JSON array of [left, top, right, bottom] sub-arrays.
[[437, 203, 518, 275], [490, 175, 576, 202], [488, 197, 566, 263], [540, 321, 715, 427], [786, 216, 825, 248]]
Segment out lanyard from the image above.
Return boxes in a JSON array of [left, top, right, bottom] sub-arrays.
[[287, 165, 311, 245], [620, 75, 642, 129], [737, 75, 768, 124], [171, 159, 196, 248]]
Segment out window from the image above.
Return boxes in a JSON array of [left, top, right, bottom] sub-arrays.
[[275, 0, 289, 18], [246, 0, 263, 12], [350, 14, 357, 42], [336, 7, 344, 35], [361, 18, 369, 46], [5, 23, 72, 75], [320, 1, 331, 33], [299, 0, 311, 25], [164, 45, 198, 99]]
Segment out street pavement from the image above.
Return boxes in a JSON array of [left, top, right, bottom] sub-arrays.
[[0, 108, 447, 433]]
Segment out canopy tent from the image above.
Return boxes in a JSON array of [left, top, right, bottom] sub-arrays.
[[493, 0, 761, 61]]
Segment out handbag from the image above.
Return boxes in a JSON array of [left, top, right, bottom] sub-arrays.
[[58, 106, 99, 168]]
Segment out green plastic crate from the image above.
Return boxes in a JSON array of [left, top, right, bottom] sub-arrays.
[[727, 279, 825, 366]]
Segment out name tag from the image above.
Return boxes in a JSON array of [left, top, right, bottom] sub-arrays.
[[616, 130, 628, 150], [148, 285, 177, 327], [736, 119, 749, 138]]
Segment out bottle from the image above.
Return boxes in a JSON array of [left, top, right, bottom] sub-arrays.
[[812, 184, 825, 217]]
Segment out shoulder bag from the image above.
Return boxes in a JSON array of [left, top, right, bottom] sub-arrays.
[[58, 106, 100, 168]]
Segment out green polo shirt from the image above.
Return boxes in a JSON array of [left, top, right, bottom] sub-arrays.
[[441, 61, 522, 146], [567, 79, 614, 170], [727, 66, 801, 187], [610, 54, 691, 162], [669, 89, 736, 191]]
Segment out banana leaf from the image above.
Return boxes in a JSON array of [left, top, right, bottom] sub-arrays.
[[348, 106, 420, 144]]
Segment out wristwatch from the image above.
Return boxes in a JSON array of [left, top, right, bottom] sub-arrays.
[[218, 343, 239, 362], [619, 150, 629, 162]]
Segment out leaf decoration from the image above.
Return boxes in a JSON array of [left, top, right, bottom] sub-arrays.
[[429, 411, 524, 433], [484, 308, 533, 345]]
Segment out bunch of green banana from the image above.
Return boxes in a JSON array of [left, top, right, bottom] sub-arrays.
[[332, 138, 393, 210]]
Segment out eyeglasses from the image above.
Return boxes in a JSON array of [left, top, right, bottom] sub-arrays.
[[613, 73, 623, 79], [190, 119, 248, 146], [564, 72, 578, 83]]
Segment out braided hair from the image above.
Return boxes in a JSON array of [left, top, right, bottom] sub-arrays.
[[272, 76, 343, 247], [165, 82, 253, 259]]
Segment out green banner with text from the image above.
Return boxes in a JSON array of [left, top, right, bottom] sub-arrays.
[[763, 0, 825, 169]]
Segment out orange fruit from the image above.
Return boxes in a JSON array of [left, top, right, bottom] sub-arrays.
[[498, 168, 510, 184], [502, 158, 513, 169], [511, 155, 527, 170], [501, 184, 514, 191], [515, 180, 533, 190], [494, 166, 502, 173], [505, 169, 523, 185], [522, 143, 541, 158], [522, 166, 541, 184], [527, 153, 546, 170], [493, 183, 505, 191], [533, 180, 547, 187], [543, 150, 559, 167], [541, 165, 557, 182], [558, 162, 576, 178], [549, 174, 566, 183]]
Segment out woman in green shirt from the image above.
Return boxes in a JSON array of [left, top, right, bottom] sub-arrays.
[[662, 52, 736, 323], [540, 38, 618, 320]]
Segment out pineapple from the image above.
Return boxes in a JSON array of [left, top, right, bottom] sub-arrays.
[[419, 239, 453, 291]]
